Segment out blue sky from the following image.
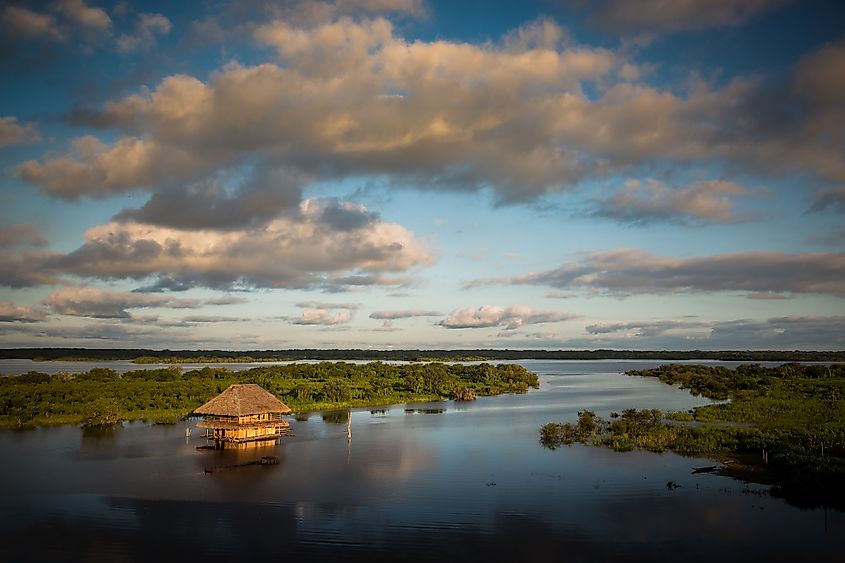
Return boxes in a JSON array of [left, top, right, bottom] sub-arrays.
[[0, 0, 843, 350]]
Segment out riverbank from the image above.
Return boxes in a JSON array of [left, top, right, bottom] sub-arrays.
[[0, 362, 538, 429], [540, 363, 845, 508]]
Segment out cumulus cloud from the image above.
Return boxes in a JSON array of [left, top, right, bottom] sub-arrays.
[[205, 295, 248, 306], [287, 304, 354, 325], [591, 178, 749, 224], [0, 224, 47, 248], [466, 249, 845, 297], [438, 305, 578, 330], [38, 198, 433, 291], [117, 12, 171, 53], [0, 116, 40, 147], [588, 0, 789, 33], [18, 134, 217, 200], [1, 5, 63, 40], [23, 17, 623, 202], [1, 1, 111, 43], [316, 198, 380, 230], [14, 10, 844, 211], [0, 249, 61, 287], [42, 287, 209, 319], [282, 0, 427, 25], [186, 0, 425, 43], [0, 300, 47, 323], [114, 167, 305, 230], [54, 0, 112, 32], [370, 309, 442, 319]]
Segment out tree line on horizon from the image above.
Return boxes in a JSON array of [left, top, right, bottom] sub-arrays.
[[2, 348, 843, 362]]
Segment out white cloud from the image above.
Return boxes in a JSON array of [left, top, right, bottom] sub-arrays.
[[18, 134, 213, 199], [289, 308, 353, 326], [54, 0, 112, 32], [22, 17, 623, 201], [284, 300, 359, 325], [0, 116, 40, 147], [20, 17, 843, 207], [591, 178, 750, 224], [0, 249, 61, 287], [42, 287, 206, 319], [40, 198, 434, 291], [205, 295, 248, 306], [1, 1, 111, 43], [0, 300, 47, 323], [117, 12, 171, 53], [0, 224, 47, 248], [438, 305, 578, 330], [1, 6, 63, 40]]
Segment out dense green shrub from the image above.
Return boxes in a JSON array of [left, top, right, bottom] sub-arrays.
[[83, 398, 120, 428], [0, 362, 539, 428], [541, 363, 845, 478]]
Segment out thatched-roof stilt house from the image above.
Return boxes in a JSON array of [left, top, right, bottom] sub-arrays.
[[194, 384, 291, 448]]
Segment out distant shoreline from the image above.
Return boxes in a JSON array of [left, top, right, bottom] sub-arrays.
[[2, 348, 843, 363]]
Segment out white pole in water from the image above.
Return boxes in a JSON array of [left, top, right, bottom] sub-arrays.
[[347, 411, 352, 439], [346, 411, 352, 464]]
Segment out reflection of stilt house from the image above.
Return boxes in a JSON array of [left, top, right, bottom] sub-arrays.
[[194, 384, 291, 448]]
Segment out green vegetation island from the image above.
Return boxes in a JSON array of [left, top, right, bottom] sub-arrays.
[[3, 347, 845, 362], [540, 363, 845, 509], [0, 362, 538, 429]]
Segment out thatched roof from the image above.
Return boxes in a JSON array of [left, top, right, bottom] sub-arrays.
[[194, 384, 291, 416]]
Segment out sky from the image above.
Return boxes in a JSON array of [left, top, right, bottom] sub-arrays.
[[0, 0, 843, 351]]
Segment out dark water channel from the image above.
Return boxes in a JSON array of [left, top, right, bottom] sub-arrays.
[[0, 360, 841, 562]]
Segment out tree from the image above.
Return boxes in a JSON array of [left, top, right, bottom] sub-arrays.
[[82, 398, 120, 428], [321, 378, 352, 402]]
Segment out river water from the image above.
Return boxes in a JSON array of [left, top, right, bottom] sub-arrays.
[[0, 360, 841, 562]]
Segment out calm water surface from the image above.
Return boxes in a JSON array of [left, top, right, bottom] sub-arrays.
[[0, 360, 841, 562]]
